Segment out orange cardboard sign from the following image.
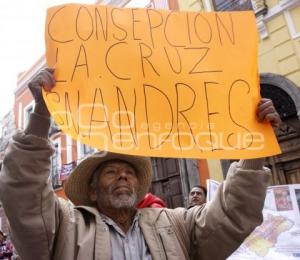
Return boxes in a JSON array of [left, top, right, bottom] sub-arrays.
[[44, 4, 281, 159]]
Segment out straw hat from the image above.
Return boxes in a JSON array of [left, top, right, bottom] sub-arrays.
[[64, 151, 153, 206]]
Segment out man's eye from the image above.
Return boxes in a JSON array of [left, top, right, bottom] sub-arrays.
[[126, 170, 134, 175], [105, 169, 116, 175], [123, 167, 135, 175]]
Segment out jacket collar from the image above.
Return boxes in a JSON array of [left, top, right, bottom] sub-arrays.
[[75, 205, 100, 217], [75, 205, 164, 224]]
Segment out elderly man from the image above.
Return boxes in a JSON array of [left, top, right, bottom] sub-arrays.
[[188, 185, 207, 208], [0, 68, 281, 260]]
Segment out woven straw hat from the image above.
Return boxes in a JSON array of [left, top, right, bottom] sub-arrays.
[[64, 151, 153, 206]]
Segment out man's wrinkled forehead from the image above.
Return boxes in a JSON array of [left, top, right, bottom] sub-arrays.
[[97, 159, 136, 173], [190, 187, 204, 194]]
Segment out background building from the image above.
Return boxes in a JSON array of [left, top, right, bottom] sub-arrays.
[[255, 0, 300, 185]]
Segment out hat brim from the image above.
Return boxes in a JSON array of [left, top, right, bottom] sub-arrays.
[[64, 152, 153, 207]]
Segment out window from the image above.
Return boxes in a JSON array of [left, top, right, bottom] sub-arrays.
[[49, 119, 60, 136], [23, 101, 35, 129], [125, 0, 152, 8], [77, 142, 95, 161], [82, 144, 94, 156], [284, 4, 300, 39], [24, 106, 33, 127], [212, 0, 253, 11]]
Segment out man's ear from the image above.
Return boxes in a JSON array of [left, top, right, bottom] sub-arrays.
[[88, 186, 97, 202]]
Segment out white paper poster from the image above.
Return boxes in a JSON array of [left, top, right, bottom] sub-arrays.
[[207, 180, 300, 259]]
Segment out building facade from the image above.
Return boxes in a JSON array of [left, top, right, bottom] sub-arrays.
[[255, 1, 300, 185]]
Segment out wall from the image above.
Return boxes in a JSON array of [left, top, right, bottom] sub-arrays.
[[177, 0, 204, 11], [258, 0, 300, 86]]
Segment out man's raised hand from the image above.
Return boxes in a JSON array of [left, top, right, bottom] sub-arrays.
[[28, 68, 55, 117]]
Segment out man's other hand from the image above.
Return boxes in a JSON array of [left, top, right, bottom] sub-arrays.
[[257, 98, 282, 129]]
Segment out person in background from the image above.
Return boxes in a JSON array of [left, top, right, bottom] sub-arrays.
[[188, 185, 207, 208]]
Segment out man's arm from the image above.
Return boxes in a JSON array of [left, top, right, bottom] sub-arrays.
[[186, 159, 271, 260], [0, 68, 60, 260], [170, 99, 281, 260], [194, 99, 281, 259]]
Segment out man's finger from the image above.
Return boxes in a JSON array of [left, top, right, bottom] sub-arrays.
[[264, 113, 277, 122], [259, 98, 270, 103], [265, 113, 281, 128], [34, 69, 56, 92], [257, 99, 274, 113], [258, 106, 276, 120], [43, 72, 56, 90], [45, 67, 55, 74], [257, 106, 273, 122]]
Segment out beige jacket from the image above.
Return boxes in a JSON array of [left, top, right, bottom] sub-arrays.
[[0, 114, 271, 260]]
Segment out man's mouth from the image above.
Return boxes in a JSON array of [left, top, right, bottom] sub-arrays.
[[113, 186, 131, 193]]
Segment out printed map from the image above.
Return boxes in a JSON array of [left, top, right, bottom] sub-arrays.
[[207, 181, 300, 259]]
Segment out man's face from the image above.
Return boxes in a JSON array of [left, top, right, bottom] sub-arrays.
[[89, 160, 139, 210], [189, 187, 206, 206]]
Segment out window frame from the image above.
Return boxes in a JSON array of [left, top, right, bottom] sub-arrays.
[[23, 100, 35, 129], [283, 5, 300, 40], [211, 0, 253, 11]]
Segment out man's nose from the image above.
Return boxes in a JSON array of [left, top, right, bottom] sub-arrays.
[[118, 169, 128, 179]]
